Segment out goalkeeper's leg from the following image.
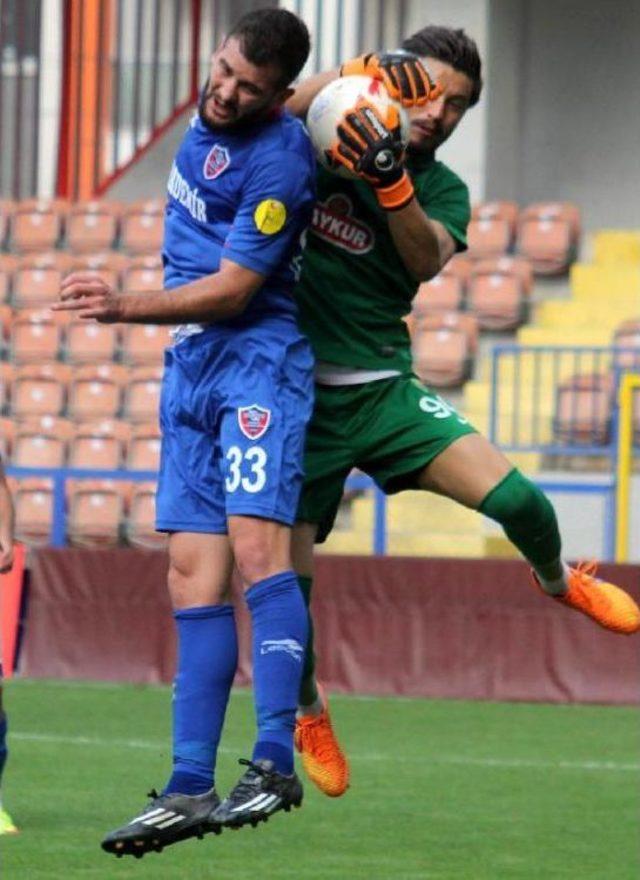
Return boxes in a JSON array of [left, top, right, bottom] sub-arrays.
[[292, 523, 350, 797], [418, 434, 640, 634]]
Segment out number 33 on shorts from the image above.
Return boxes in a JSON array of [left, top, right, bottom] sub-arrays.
[[225, 445, 268, 493]]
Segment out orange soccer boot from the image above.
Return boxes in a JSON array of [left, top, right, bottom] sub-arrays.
[[294, 689, 350, 798], [533, 561, 640, 635]]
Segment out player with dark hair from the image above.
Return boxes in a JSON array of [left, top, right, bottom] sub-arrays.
[[57, 7, 316, 856], [0, 457, 17, 835], [286, 25, 640, 798]]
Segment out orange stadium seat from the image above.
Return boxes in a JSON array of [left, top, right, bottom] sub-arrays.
[[522, 202, 581, 242], [69, 420, 129, 470], [128, 252, 163, 270], [466, 217, 512, 260], [126, 481, 166, 549], [553, 373, 613, 446], [69, 249, 129, 277], [13, 477, 54, 546], [11, 198, 70, 252], [19, 249, 73, 273], [472, 200, 519, 237], [122, 266, 163, 292], [0, 200, 15, 247], [66, 200, 121, 253], [121, 324, 171, 365], [67, 363, 128, 421], [11, 416, 73, 468], [12, 260, 63, 308], [412, 274, 463, 315], [66, 479, 126, 547], [412, 324, 471, 388], [121, 201, 165, 255], [517, 202, 580, 274], [11, 362, 70, 418], [9, 308, 67, 363], [123, 366, 163, 423], [126, 422, 161, 471], [415, 310, 479, 354], [471, 255, 534, 296], [612, 319, 640, 372], [466, 268, 528, 330], [65, 318, 120, 365]]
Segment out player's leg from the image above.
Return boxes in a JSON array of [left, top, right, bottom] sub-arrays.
[[101, 532, 234, 858], [210, 329, 313, 828], [417, 433, 640, 634], [0, 683, 18, 835]]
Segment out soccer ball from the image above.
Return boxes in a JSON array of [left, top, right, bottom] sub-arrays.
[[306, 75, 410, 178]]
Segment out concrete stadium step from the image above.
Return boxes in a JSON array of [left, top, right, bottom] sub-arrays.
[[570, 264, 640, 298], [537, 300, 638, 329], [517, 326, 612, 347]]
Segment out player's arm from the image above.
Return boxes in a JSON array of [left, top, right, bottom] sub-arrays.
[[286, 51, 439, 118], [0, 458, 15, 574], [53, 259, 265, 324], [328, 98, 451, 280]]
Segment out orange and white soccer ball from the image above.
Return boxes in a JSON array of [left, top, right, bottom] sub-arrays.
[[306, 75, 410, 178]]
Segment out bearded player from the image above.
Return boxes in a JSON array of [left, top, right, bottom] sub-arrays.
[[285, 25, 640, 798]]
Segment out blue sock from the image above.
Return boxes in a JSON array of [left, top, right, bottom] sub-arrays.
[[246, 571, 308, 776], [163, 604, 238, 796], [0, 713, 7, 786]]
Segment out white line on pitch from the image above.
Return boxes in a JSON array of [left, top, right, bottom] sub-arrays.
[[11, 731, 640, 773]]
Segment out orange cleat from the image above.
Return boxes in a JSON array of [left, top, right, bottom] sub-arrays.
[[294, 690, 350, 798], [533, 562, 640, 635]]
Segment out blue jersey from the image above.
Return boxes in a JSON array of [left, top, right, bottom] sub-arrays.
[[163, 110, 316, 326]]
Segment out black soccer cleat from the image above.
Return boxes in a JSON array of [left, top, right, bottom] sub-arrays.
[[211, 758, 303, 829], [101, 787, 221, 858]]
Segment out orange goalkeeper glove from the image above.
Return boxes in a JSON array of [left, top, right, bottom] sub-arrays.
[[328, 98, 414, 211], [340, 50, 440, 107]]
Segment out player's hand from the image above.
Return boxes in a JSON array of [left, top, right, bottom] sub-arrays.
[[53, 272, 125, 323], [340, 50, 440, 107], [329, 98, 415, 211]]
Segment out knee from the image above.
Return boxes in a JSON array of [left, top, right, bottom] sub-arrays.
[[231, 532, 279, 587], [479, 468, 554, 530]]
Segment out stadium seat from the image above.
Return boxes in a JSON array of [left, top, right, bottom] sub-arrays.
[[65, 318, 120, 365], [517, 202, 580, 275], [121, 201, 164, 254], [0, 199, 15, 247], [442, 253, 473, 284], [13, 477, 54, 546], [126, 422, 161, 471], [11, 198, 69, 252], [67, 363, 128, 421], [12, 261, 63, 308], [66, 200, 121, 253], [612, 318, 640, 371], [415, 310, 479, 354], [123, 366, 163, 422], [412, 274, 463, 315], [9, 308, 66, 363], [69, 249, 129, 276], [11, 362, 70, 418], [466, 217, 512, 260], [12, 416, 72, 468], [122, 266, 163, 292], [128, 252, 163, 270], [472, 200, 519, 237], [412, 324, 472, 388], [471, 255, 534, 295], [466, 268, 528, 330], [522, 201, 581, 242], [18, 249, 73, 273], [553, 373, 613, 446], [125, 481, 166, 549], [69, 420, 128, 470], [66, 479, 126, 547], [121, 324, 171, 365], [593, 230, 640, 265]]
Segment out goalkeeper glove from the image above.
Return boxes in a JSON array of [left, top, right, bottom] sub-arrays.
[[329, 98, 414, 211], [340, 50, 440, 107]]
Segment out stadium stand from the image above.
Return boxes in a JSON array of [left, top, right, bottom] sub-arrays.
[[120, 199, 165, 254], [65, 318, 120, 364], [466, 264, 528, 330], [67, 363, 127, 421], [0, 200, 14, 247], [12, 416, 73, 468], [121, 324, 171, 365], [12, 260, 64, 308], [471, 200, 519, 238], [126, 481, 166, 549], [12, 477, 54, 546], [11, 362, 70, 417], [66, 200, 121, 253], [66, 479, 126, 547], [412, 273, 463, 314], [123, 366, 163, 422], [466, 216, 512, 259], [69, 420, 127, 470], [516, 202, 580, 274], [10, 309, 66, 362], [10, 198, 70, 253], [553, 373, 613, 446], [126, 422, 161, 471]]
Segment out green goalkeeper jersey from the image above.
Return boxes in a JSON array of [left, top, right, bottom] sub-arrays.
[[295, 151, 470, 374]]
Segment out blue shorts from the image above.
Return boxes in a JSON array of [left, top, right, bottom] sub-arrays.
[[156, 319, 314, 533]]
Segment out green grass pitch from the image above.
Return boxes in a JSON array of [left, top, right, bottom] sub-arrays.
[[1, 679, 638, 879]]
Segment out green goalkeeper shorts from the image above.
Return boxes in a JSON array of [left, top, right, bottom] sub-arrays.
[[297, 374, 477, 542]]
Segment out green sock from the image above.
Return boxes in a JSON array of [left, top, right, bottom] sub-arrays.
[[297, 575, 319, 707], [479, 468, 564, 581]]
